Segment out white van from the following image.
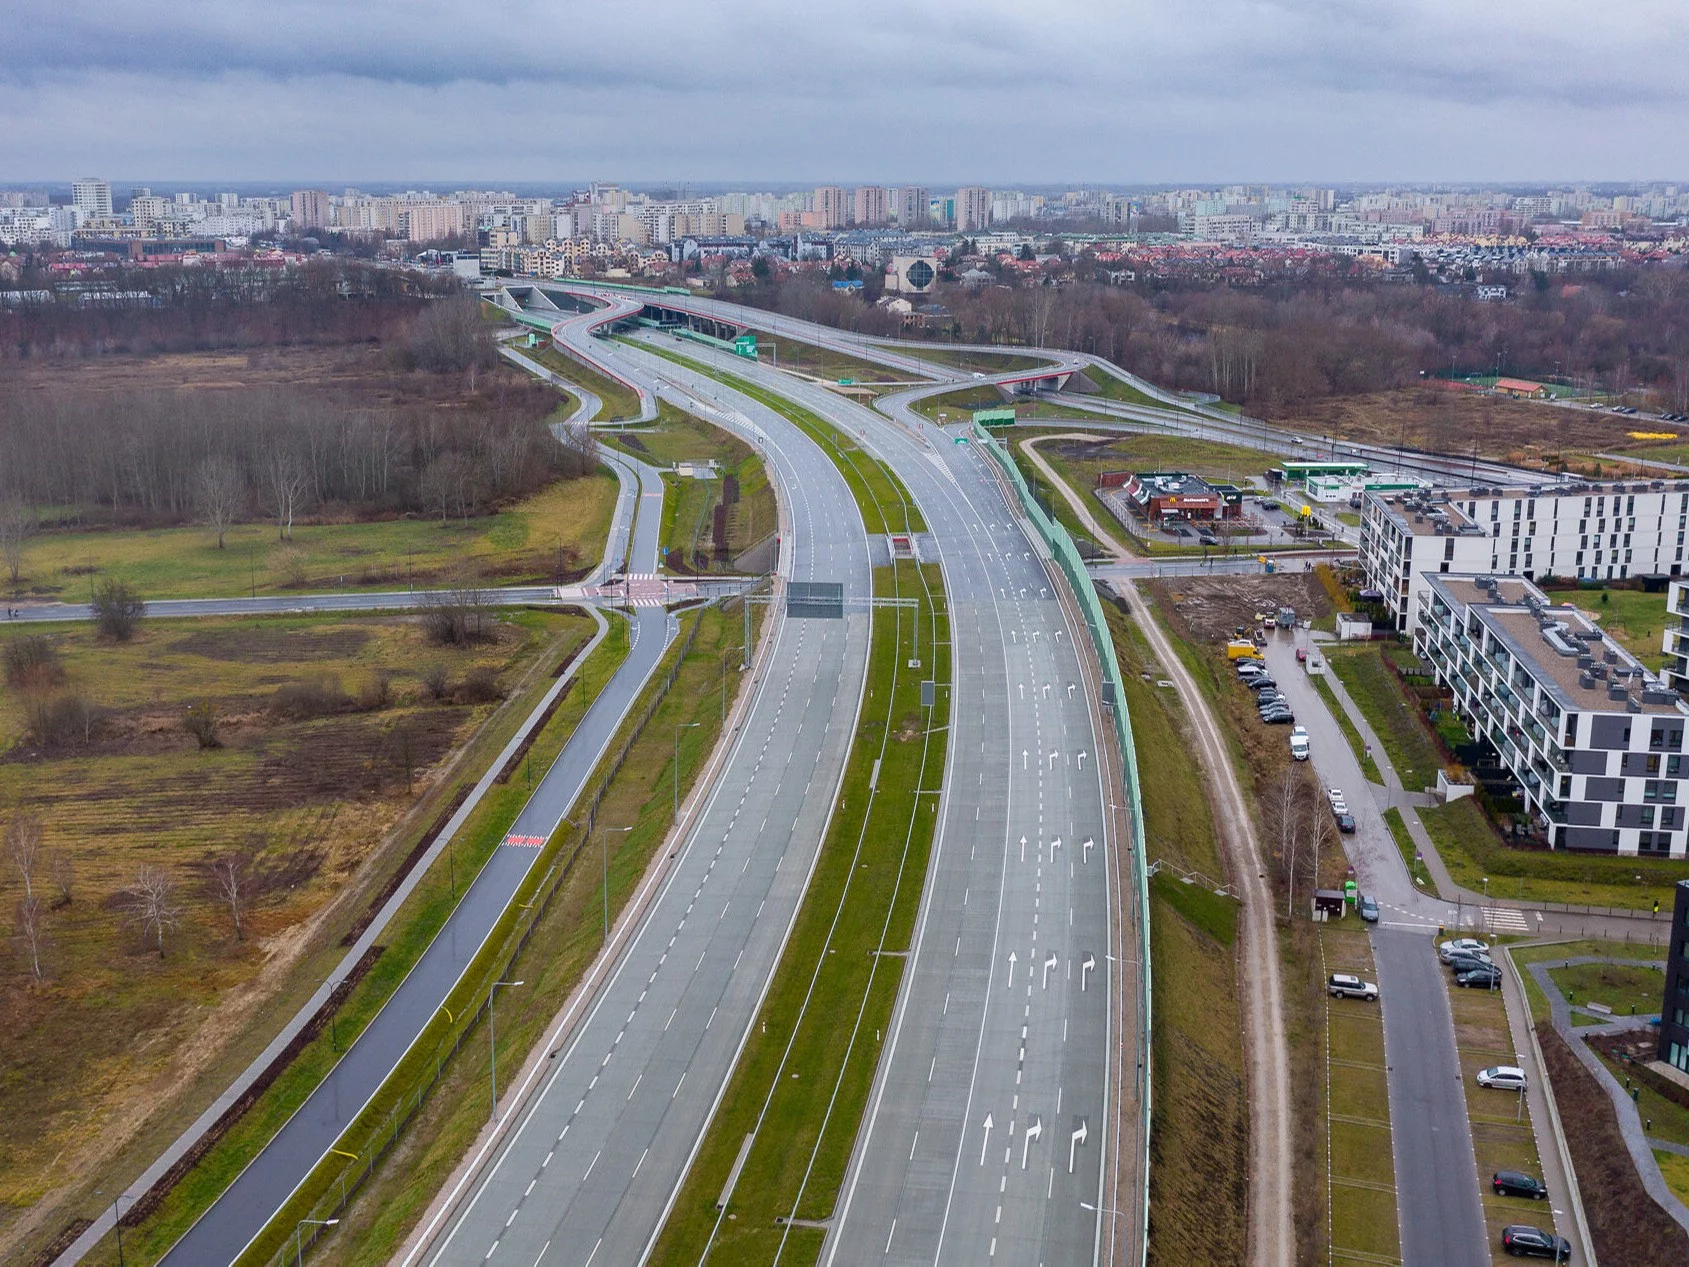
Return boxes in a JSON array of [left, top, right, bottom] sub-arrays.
[[1289, 727, 1310, 761]]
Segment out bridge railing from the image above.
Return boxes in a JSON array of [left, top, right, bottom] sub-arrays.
[[975, 423, 1151, 1267]]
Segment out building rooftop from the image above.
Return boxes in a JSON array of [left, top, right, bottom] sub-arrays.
[[1426, 573, 1688, 716], [1370, 478, 1689, 538]]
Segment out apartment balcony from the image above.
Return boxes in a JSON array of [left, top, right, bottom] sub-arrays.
[[1539, 799, 1569, 825]]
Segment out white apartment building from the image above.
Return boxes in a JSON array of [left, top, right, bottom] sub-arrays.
[[72, 178, 112, 219], [1361, 481, 1689, 632], [1662, 582, 1689, 694], [957, 185, 991, 232], [1414, 574, 1689, 857]]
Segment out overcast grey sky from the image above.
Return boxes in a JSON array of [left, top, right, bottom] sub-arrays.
[[4, 0, 1685, 186]]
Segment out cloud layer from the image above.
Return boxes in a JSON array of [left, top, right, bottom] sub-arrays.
[[4, 0, 1684, 183]]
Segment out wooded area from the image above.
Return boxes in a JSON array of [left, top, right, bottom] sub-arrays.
[[0, 289, 596, 530], [729, 266, 1689, 417]]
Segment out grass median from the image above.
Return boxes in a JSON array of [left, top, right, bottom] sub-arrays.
[[638, 343, 925, 536], [647, 564, 948, 1265], [73, 612, 631, 1267], [525, 341, 643, 422], [1324, 646, 1443, 793], [1311, 672, 1384, 784]]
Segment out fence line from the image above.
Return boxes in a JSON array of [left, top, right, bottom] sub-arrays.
[[976, 424, 1152, 1267], [260, 604, 712, 1267]]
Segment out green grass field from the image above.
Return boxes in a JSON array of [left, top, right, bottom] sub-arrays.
[[8, 474, 618, 602], [1079, 365, 1174, 410], [760, 338, 926, 385], [1324, 646, 1445, 791], [1550, 960, 1667, 1024], [648, 564, 948, 1264], [1419, 796, 1689, 912], [1513, 940, 1662, 1025], [19, 606, 611, 1265], [1311, 672, 1384, 784]]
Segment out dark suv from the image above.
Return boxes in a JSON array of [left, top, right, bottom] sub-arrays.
[[1501, 1224, 1570, 1258], [1493, 1171, 1548, 1199]]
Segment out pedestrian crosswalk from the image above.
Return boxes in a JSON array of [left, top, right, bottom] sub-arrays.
[[1482, 906, 1532, 933], [504, 833, 546, 848]]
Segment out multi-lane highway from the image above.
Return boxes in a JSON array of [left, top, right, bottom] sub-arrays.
[[607, 320, 1124, 1265], [405, 324, 875, 1267]]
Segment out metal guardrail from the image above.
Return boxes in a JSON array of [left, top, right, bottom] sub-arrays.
[[975, 423, 1152, 1267]]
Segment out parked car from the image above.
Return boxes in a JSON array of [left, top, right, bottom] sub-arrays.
[[1500, 1224, 1570, 1258], [1290, 726, 1310, 761], [1493, 1171, 1548, 1200], [1457, 967, 1504, 989], [1328, 973, 1379, 1000], [1337, 813, 1357, 835], [1246, 676, 1278, 691], [1327, 786, 1344, 803], [1358, 893, 1379, 921], [1256, 693, 1286, 709], [1477, 1065, 1527, 1091], [1445, 951, 1495, 974], [1295, 647, 1308, 663], [1439, 937, 1488, 962], [1261, 710, 1296, 724]]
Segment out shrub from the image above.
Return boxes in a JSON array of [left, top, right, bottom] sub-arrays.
[[354, 671, 393, 712], [184, 700, 221, 749], [3, 634, 64, 689], [457, 666, 503, 704], [269, 674, 349, 719], [271, 546, 309, 588], [91, 579, 145, 641], [25, 692, 106, 748], [420, 663, 451, 702]]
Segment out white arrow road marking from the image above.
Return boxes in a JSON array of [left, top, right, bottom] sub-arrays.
[[1081, 952, 1095, 991], [1006, 951, 1018, 987], [979, 1113, 995, 1165], [1081, 837, 1094, 862], [1067, 683, 1075, 699], [1042, 952, 1058, 989], [1048, 750, 1059, 769], [1022, 749, 1028, 770], [1069, 1119, 1088, 1174], [1077, 751, 1088, 771], [1048, 836, 1061, 860], [1021, 1115, 1043, 1170]]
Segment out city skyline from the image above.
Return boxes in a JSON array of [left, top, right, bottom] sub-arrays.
[[4, 0, 1687, 183]]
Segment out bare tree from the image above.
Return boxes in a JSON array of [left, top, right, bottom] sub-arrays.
[[7, 813, 42, 901], [209, 854, 249, 941], [195, 455, 244, 549], [1305, 800, 1336, 899], [123, 865, 182, 958], [261, 446, 310, 541], [15, 894, 44, 981], [0, 499, 34, 589]]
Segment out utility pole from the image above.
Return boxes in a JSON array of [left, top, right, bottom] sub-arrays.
[[488, 979, 526, 1122], [674, 722, 701, 823]]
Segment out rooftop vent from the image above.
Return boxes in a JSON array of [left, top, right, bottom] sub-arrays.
[[1579, 672, 1596, 689], [1591, 663, 1609, 679], [1627, 698, 1643, 714], [1609, 683, 1629, 702], [1577, 654, 1594, 670], [1604, 649, 1619, 665], [1542, 623, 1581, 657]]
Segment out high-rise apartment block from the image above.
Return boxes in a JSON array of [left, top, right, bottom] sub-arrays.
[[853, 186, 888, 226], [289, 189, 331, 231], [896, 186, 929, 225], [72, 177, 112, 220], [812, 186, 848, 229], [957, 185, 991, 232]]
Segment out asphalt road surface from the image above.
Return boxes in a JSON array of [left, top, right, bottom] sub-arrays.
[[158, 453, 679, 1267], [411, 344, 874, 1266], [629, 330, 1119, 1266]]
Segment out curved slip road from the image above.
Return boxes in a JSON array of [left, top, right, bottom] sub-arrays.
[[407, 330, 874, 1267], [152, 316, 680, 1267]]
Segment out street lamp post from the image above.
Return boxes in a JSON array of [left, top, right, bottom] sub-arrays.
[[674, 722, 701, 824], [97, 1192, 129, 1267], [599, 825, 633, 943], [295, 1218, 339, 1267], [488, 979, 526, 1123]]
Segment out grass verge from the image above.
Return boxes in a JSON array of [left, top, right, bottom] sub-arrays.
[[1324, 646, 1443, 792], [1108, 599, 1245, 1266], [877, 343, 1052, 373], [759, 339, 925, 386], [1009, 438, 1101, 551], [1381, 807, 1437, 897], [1321, 927, 1400, 1266], [1311, 672, 1383, 784], [1419, 796, 1688, 913], [647, 564, 949, 1264], [525, 342, 642, 421], [71, 612, 634, 1266], [1549, 960, 1667, 1026]]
